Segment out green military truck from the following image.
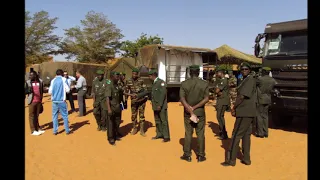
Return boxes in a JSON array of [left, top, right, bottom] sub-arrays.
[[254, 19, 307, 126]]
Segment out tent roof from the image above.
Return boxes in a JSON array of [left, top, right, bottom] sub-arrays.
[[213, 44, 262, 64], [142, 44, 216, 53], [109, 57, 136, 71]]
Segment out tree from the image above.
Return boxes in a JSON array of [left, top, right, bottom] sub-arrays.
[[59, 11, 124, 63], [25, 11, 61, 65], [120, 33, 164, 58]]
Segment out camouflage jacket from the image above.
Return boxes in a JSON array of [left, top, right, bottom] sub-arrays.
[[125, 77, 146, 93], [228, 75, 237, 88], [125, 77, 147, 103], [118, 80, 127, 91]]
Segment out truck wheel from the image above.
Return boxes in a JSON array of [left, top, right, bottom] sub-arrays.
[[272, 112, 293, 127]]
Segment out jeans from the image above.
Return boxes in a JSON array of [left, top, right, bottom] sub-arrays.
[[52, 102, 70, 134]]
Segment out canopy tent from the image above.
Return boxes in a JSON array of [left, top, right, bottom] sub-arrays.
[[106, 57, 136, 79], [213, 44, 262, 67]]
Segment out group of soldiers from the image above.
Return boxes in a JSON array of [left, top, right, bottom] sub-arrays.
[[90, 62, 276, 166], [91, 68, 170, 145]]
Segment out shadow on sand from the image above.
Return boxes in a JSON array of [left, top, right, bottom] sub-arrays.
[[207, 121, 243, 160], [119, 120, 154, 137], [41, 118, 90, 134]]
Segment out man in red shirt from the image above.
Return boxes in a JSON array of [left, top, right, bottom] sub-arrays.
[[25, 71, 45, 136]]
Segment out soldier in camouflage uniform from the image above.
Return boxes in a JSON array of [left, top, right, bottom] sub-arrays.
[[92, 70, 108, 131], [118, 72, 128, 104], [124, 68, 148, 136], [118, 72, 127, 124], [228, 71, 237, 106]]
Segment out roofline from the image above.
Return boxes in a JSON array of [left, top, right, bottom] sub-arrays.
[[142, 44, 216, 53], [264, 19, 307, 33]]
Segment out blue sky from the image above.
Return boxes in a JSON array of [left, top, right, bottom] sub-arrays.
[[26, 0, 307, 61]]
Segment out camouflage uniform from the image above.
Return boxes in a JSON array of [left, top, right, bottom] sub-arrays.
[[228, 75, 237, 105], [118, 78, 128, 109], [125, 76, 147, 135]]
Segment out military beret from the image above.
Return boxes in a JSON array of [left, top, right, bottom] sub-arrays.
[[148, 70, 157, 75], [96, 69, 104, 75], [189, 65, 200, 69], [262, 67, 271, 71], [216, 66, 226, 72], [240, 62, 251, 69], [132, 68, 139, 73], [111, 71, 120, 75], [119, 72, 126, 75]]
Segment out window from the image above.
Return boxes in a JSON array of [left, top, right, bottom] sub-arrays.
[[265, 31, 307, 56]]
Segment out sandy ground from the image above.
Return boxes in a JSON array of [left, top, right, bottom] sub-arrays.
[[25, 95, 307, 180]]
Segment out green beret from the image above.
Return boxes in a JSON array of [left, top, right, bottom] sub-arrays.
[[262, 67, 271, 71], [148, 70, 157, 75], [216, 66, 226, 72], [132, 68, 139, 73], [240, 62, 251, 69], [96, 70, 104, 75], [189, 65, 200, 69], [119, 72, 126, 75], [111, 71, 120, 75]]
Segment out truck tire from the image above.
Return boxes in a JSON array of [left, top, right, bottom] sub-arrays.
[[271, 112, 293, 127]]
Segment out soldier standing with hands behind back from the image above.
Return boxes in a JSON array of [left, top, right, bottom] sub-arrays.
[[179, 65, 209, 163], [214, 67, 230, 140], [221, 62, 257, 167], [92, 70, 108, 131], [134, 70, 170, 142], [255, 67, 276, 138]]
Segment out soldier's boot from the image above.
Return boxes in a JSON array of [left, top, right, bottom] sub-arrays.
[[130, 121, 138, 135], [139, 121, 146, 137]]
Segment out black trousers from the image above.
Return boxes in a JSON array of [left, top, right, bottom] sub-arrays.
[[66, 93, 76, 111]]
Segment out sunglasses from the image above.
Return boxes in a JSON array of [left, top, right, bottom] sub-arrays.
[[241, 68, 249, 71], [64, 74, 68, 75]]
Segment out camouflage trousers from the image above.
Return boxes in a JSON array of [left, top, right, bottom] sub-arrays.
[[131, 101, 146, 123], [229, 88, 237, 105]]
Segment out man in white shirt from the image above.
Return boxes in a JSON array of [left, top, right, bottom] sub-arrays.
[[64, 71, 76, 113], [48, 69, 71, 135], [74, 70, 87, 117]]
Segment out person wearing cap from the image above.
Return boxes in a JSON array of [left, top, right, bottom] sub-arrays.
[[91, 70, 108, 131], [63, 71, 77, 113], [255, 67, 276, 138], [124, 68, 148, 136], [105, 71, 122, 145], [214, 67, 230, 140], [179, 65, 209, 162], [222, 62, 257, 166], [134, 69, 171, 142]]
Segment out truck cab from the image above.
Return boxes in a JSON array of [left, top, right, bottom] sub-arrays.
[[254, 19, 307, 126]]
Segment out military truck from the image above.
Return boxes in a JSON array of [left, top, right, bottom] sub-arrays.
[[136, 44, 217, 102], [254, 19, 307, 126]]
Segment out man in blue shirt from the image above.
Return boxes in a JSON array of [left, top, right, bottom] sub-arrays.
[[48, 69, 71, 135]]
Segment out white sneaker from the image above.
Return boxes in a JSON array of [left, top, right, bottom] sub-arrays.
[[38, 130, 45, 134], [31, 131, 41, 136]]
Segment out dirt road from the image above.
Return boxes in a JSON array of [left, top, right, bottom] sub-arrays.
[[25, 97, 307, 180]]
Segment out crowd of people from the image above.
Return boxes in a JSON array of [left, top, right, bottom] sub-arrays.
[[25, 62, 276, 166]]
